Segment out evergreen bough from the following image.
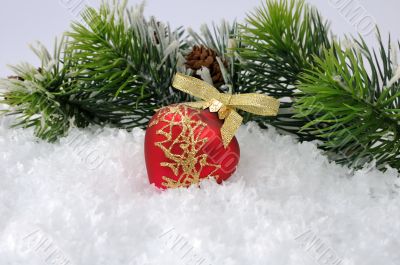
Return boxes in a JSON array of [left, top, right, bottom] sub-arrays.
[[0, 38, 76, 141], [239, 0, 331, 141], [295, 35, 400, 170], [1, 2, 187, 141], [1, 0, 400, 172]]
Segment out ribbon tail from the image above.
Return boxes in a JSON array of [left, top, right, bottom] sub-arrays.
[[173, 73, 221, 101], [221, 110, 243, 148], [182, 101, 208, 109], [229, 93, 280, 116]]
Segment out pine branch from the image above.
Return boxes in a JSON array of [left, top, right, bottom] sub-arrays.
[[65, 1, 188, 129], [0, 38, 76, 142], [295, 33, 400, 170], [2, 0, 399, 173], [1, 1, 188, 142], [239, 0, 331, 140]]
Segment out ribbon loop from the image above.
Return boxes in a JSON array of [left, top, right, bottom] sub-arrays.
[[218, 93, 233, 106], [172, 73, 280, 148]]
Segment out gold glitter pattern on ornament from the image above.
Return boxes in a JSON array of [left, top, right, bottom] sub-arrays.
[[149, 105, 221, 188]]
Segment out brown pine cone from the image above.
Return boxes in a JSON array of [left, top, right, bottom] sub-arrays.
[[185, 45, 227, 88]]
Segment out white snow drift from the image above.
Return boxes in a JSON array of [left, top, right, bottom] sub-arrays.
[[0, 114, 399, 265]]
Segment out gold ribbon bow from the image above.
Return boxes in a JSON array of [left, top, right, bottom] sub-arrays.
[[172, 73, 280, 148]]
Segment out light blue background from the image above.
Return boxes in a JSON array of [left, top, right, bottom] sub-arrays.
[[0, 0, 398, 76]]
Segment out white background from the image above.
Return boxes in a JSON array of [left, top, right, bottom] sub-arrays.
[[0, 0, 399, 76]]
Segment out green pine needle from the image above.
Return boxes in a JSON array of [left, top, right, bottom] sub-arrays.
[[239, 0, 331, 140], [1, 1, 188, 142], [295, 33, 400, 170], [2, 0, 400, 173], [1, 38, 75, 142], [65, 1, 188, 129]]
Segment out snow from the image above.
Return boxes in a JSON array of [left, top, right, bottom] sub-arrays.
[[0, 113, 399, 265]]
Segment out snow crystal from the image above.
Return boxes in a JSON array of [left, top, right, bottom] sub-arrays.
[[0, 113, 399, 265]]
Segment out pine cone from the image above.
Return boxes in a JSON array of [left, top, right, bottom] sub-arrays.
[[185, 45, 227, 88]]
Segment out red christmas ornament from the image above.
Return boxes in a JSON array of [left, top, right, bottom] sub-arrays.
[[145, 104, 240, 189]]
